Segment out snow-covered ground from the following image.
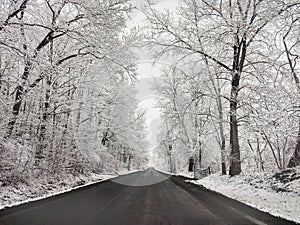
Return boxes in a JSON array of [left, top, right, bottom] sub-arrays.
[[177, 171, 195, 179], [189, 167, 300, 223]]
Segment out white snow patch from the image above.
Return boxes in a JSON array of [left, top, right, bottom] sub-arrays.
[[154, 168, 194, 178], [189, 169, 300, 224], [177, 171, 195, 179], [154, 168, 175, 175]]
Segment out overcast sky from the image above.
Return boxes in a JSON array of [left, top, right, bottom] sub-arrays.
[[127, 0, 180, 153]]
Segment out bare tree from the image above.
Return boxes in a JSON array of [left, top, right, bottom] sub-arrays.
[[144, 0, 300, 175], [282, 15, 300, 167]]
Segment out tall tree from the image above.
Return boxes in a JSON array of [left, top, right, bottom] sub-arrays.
[[144, 0, 300, 175], [282, 12, 300, 167]]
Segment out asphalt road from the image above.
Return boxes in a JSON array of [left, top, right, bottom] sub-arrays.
[[0, 168, 298, 225]]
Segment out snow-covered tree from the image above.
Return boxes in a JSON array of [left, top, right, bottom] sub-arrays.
[[143, 0, 300, 175]]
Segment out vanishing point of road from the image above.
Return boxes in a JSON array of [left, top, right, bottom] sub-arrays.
[[0, 168, 298, 225]]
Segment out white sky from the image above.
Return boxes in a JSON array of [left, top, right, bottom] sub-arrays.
[[136, 63, 163, 150], [128, 0, 180, 153]]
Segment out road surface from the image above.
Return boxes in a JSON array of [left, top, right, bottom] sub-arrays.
[[0, 168, 298, 225]]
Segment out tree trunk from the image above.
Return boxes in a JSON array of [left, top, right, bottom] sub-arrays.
[[217, 93, 227, 175], [256, 138, 265, 172], [36, 30, 54, 166], [127, 154, 132, 170], [7, 67, 28, 136], [7, 10, 29, 136], [199, 141, 202, 169], [7, 28, 56, 136], [283, 36, 300, 168], [229, 77, 241, 176], [35, 76, 51, 165], [288, 126, 300, 167], [229, 37, 246, 176]]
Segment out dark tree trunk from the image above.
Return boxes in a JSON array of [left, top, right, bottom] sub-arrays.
[[288, 126, 300, 167], [283, 35, 300, 168], [218, 94, 227, 175], [7, 10, 29, 136], [199, 141, 202, 169], [188, 157, 194, 172], [127, 155, 132, 170], [229, 73, 241, 176], [35, 77, 51, 165], [221, 137, 227, 175], [7, 67, 31, 136], [40, 81, 50, 138], [7, 29, 55, 136], [229, 38, 246, 176]]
